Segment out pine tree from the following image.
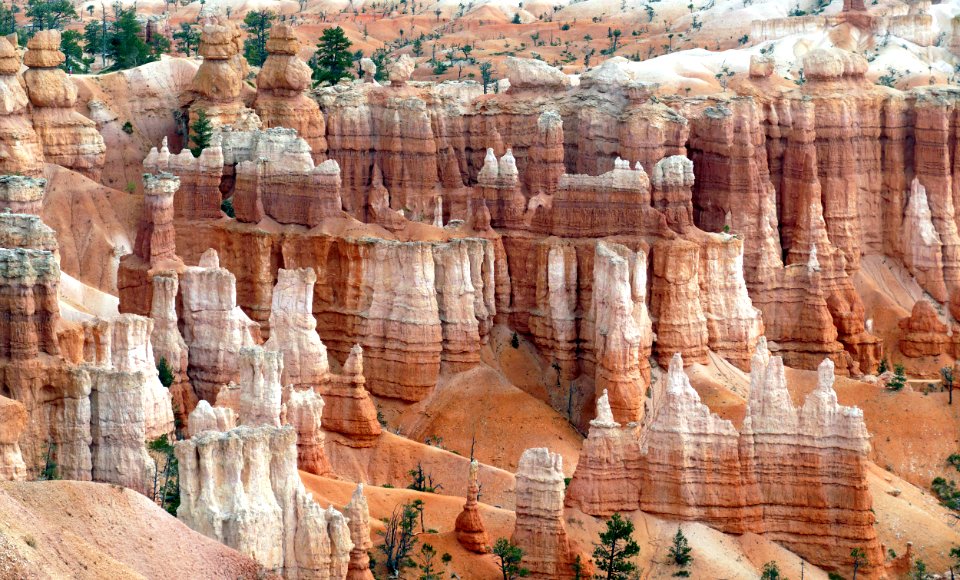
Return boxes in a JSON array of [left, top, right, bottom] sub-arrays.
[[379, 501, 419, 576], [760, 561, 783, 580], [189, 110, 213, 158], [479, 61, 494, 94], [668, 527, 693, 576], [593, 513, 640, 580], [108, 7, 153, 69], [157, 357, 175, 388], [311, 26, 354, 86], [60, 30, 91, 73], [0, 2, 17, 36], [492, 538, 529, 580], [887, 363, 907, 391], [173, 22, 201, 56], [242, 10, 276, 67], [26, 0, 77, 33]]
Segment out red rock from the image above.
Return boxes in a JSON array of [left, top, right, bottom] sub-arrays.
[[512, 448, 585, 579], [650, 238, 709, 366], [22, 31, 105, 180], [254, 24, 326, 161], [898, 300, 949, 358], [454, 459, 490, 553]]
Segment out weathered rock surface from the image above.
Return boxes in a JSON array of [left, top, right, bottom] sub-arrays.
[[254, 24, 326, 161], [0, 395, 27, 481], [175, 425, 353, 577], [0, 37, 43, 177], [567, 344, 883, 578], [455, 459, 490, 553], [181, 249, 260, 402], [284, 389, 331, 476], [188, 20, 254, 128], [512, 448, 582, 579], [143, 137, 225, 220], [23, 31, 105, 179], [0, 176, 45, 215], [898, 300, 949, 358], [344, 483, 375, 580]]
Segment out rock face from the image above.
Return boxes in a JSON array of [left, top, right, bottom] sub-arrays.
[[117, 171, 187, 317], [175, 425, 354, 577], [344, 484, 375, 580], [564, 389, 641, 517], [0, 37, 43, 177], [566, 345, 883, 578], [898, 300, 949, 358], [22, 30, 105, 179], [512, 448, 582, 579], [901, 178, 947, 301], [284, 389, 331, 476], [0, 176, 45, 215], [318, 345, 382, 445], [0, 183, 172, 495], [254, 24, 326, 160], [150, 273, 196, 425], [181, 249, 260, 402], [454, 459, 490, 553], [231, 129, 343, 226], [650, 239, 709, 366], [264, 268, 330, 389], [143, 137, 225, 220], [589, 242, 651, 424], [0, 396, 27, 481], [187, 400, 236, 437], [188, 21, 253, 128], [237, 346, 282, 428]]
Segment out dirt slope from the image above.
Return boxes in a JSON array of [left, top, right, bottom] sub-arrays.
[[0, 480, 265, 579]]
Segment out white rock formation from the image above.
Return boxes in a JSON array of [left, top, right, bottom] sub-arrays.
[[175, 425, 354, 577]]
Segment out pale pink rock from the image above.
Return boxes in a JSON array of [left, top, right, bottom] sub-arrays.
[[284, 389, 330, 476], [175, 425, 354, 576], [512, 448, 583, 579], [181, 249, 261, 402], [344, 483, 375, 580]]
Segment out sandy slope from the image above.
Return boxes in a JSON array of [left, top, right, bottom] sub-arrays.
[[0, 480, 265, 579], [396, 361, 584, 477], [42, 164, 140, 295]]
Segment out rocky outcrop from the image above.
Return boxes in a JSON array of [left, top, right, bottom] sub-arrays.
[[181, 249, 260, 402], [22, 30, 105, 179], [187, 399, 236, 437], [0, 396, 27, 481], [175, 425, 354, 577], [651, 155, 695, 233], [898, 300, 949, 358], [143, 137, 225, 220], [650, 239, 709, 366], [150, 273, 196, 425], [567, 344, 882, 578], [344, 483, 375, 580], [285, 389, 330, 476], [231, 129, 343, 226], [237, 346, 282, 428], [0, 37, 43, 177], [264, 267, 330, 389], [565, 390, 641, 516], [512, 448, 582, 579], [318, 345, 382, 445], [697, 233, 764, 371], [0, 176, 45, 215], [455, 459, 490, 553], [254, 24, 326, 160], [901, 178, 947, 301], [118, 172, 187, 317], [588, 242, 651, 424], [188, 21, 254, 128]]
